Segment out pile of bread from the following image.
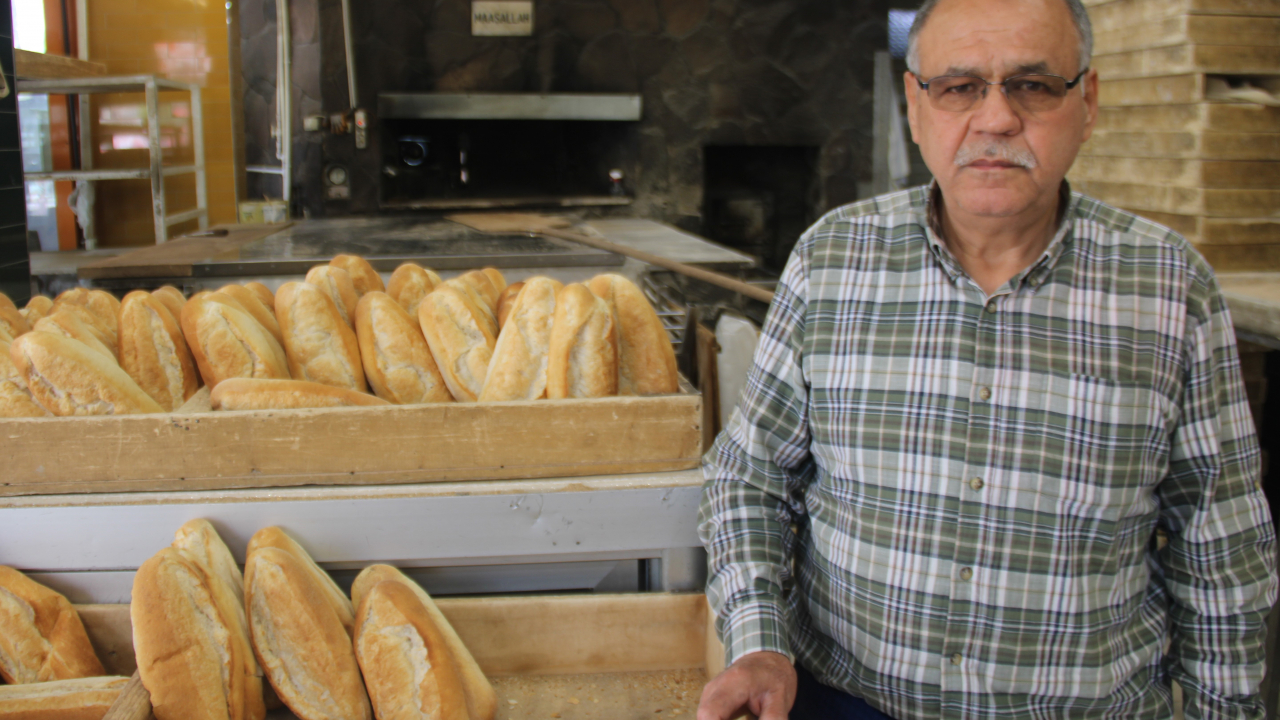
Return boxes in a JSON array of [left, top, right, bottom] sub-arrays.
[[0, 520, 496, 720], [0, 255, 679, 417]]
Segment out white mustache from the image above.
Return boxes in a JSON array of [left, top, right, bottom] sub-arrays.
[[954, 142, 1038, 169]]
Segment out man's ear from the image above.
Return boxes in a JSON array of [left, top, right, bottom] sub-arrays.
[[1080, 68, 1099, 144], [904, 71, 921, 144]]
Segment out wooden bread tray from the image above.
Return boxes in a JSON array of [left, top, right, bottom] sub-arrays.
[[81, 592, 727, 720], [0, 388, 701, 497]]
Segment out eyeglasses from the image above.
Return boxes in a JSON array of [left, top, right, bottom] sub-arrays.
[[914, 68, 1089, 113]]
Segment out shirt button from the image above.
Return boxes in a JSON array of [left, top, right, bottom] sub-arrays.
[[978, 387, 992, 401], [969, 477, 984, 491], [951, 653, 964, 666], [985, 301, 997, 313], [959, 567, 973, 581]]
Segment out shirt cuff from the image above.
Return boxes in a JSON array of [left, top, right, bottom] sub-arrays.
[[720, 598, 795, 667]]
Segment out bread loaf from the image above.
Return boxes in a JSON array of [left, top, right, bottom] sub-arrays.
[[245, 547, 371, 720], [0, 566, 105, 684], [10, 332, 163, 415], [457, 270, 500, 310], [0, 293, 31, 339], [481, 267, 507, 294], [180, 294, 289, 388], [244, 282, 275, 310], [118, 291, 200, 410], [546, 283, 618, 399], [355, 292, 452, 404], [479, 277, 562, 402], [0, 340, 50, 417], [354, 581, 470, 720], [439, 278, 498, 338], [386, 263, 441, 318], [304, 265, 358, 327], [52, 289, 118, 350], [275, 281, 367, 391], [586, 274, 678, 395], [132, 548, 244, 720], [330, 254, 385, 297], [351, 565, 497, 720], [20, 295, 54, 325], [0, 675, 131, 720], [152, 286, 187, 321], [34, 311, 118, 363], [217, 285, 283, 345], [211, 378, 389, 411], [245, 527, 356, 637], [495, 281, 524, 330], [417, 284, 497, 402]]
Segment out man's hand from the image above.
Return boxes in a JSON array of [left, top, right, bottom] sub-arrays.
[[697, 651, 797, 720]]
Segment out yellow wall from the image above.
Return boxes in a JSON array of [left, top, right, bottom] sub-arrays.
[[86, 0, 236, 247]]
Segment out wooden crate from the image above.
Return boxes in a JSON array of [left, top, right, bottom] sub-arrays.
[[0, 391, 702, 497], [79, 592, 728, 720]]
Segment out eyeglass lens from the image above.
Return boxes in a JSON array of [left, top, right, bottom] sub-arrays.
[[927, 75, 1071, 112]]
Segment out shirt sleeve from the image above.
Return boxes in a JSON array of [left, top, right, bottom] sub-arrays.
[[1158, 265, 1278, 720], [697, 234, 816, 667]]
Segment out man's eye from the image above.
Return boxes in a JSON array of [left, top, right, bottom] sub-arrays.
[[1011, 79, 1051, 94], [943, 81, 979, 95]]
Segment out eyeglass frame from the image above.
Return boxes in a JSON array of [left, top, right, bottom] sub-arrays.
[[912, 68, 1090, 111]]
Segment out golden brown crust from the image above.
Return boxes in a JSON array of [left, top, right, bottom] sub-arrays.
[[52, 289, 118, 350], [0, 340, 50, 417], [34, 311, 118, 364], [217, 285, 283, 346], [274, 282, 367, 391], [210, 378, 388, 411], [10, 332, 163, 415], [119, 291, 200, 410], [546, 283, 618, 399], [330, 255, 385, 297], [152, 286, 187, 322], [0, 676, 131, 720], [0, 566, 104, 685], [244, 527, 355, 637], [243, 282, 275, 310], [417, 285, 497, 402], [244, 547, 371, 720], [353, 581, 470, 720], [351, 566, 497, 720], [20, 296, 54, 326], [180, 295, 289, 389], [457, 270, 500, 310], [0, 293, 32, 339], [355, 292, 452, 404], [496, 281, 524, 330], [440, 278, 498, 338], [586, 274, 678, 395], [386, 263, 441, 318], [304, 265, 359, 327], [479, 277, 563, 402], [480, 267, 507, 294]]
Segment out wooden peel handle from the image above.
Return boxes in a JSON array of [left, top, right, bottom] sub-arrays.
[[540, 227, 777, 304], [102, 670, 154, 720]]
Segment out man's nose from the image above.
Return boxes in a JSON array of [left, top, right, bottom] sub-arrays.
[[970, 85, 1022, 135]]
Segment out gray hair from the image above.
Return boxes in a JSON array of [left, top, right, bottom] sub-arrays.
[[905, 0, 1093, 75]]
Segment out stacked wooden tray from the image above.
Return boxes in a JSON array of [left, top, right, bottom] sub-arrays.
[[1069, 0, 1280, 268]]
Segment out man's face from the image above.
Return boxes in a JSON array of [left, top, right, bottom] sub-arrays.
[[904, 0, 1098, 219]]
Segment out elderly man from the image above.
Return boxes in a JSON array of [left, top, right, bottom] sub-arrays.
[[696, 0, 1277, 717]]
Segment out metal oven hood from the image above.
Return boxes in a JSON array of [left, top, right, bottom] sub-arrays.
[[377, 92, 642, 121]]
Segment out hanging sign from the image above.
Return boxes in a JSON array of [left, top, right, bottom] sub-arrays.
[[471, 1, 534, 36]]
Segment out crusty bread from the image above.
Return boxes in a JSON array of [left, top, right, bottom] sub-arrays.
[[479, 277, 563, 402], [0, 293, 32, 339], [244, 282, 275, 310], [132, 548, 242, 720], [119, 291, 200, 410], [217, 285, 283, 346], [351, 565, 497, 720], [304, 265, 359, 327], [10, 332, 163, 415], [245, 527, 355, 638], [34, 311, 118, 364], [171, 520, 265, 720], [211, 378, 389, 411], [152, 286, 187, 322], [52, 289, 119, 350], [0, 566, 104, 684], [245, 547, 372, 720], [457, 270, 500, 310], [546, 283, 618, 399], [355, 292, 452, 404], [274, 282, 367, 391], [586, 274, 678, 395], [330, 255, 385, 297], [386, 263, 441, 318], [417, 285, 497, 402], [180, 294, 289, 388], [440, 278, 498, 338], [354, 581, 470, 720], [481, 267, 507, 294], [20, 296, 54, 326], [0, 340, 49, 417], [496, 281, 524, 330], [0, 675, 131, 720]]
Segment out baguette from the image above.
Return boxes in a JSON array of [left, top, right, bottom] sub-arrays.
[[355, 291, 452, 404], [480, 267, 507, 294], [0, 293, 31, 339], [417, 284, 497, 402], [0, 676, 131, 720], [330, 254, 385, 297], [495, 281, 524, 330], [0, 566, 104, 684], [245, 527, 356, 637], [479, 277, 562, 402], [546, 283, 618, 399], [10, 332, 163, 415], [118, 291, 200, 410], [180, 294, 289, 388], [351, 565, 497, 720], [245, 547, 372, 720], [304, 265, 358, 327], [353, 581, 470, 720], [439, 278, 498, 338], [132, 548, 242, 720], [0, 340, 49, 417], [386, 263, 441, 318], [274, 281, 367, 391], [152, 286, 187, 321], [586, 274, 679, 395], [34, 311, 118, 364], [217, 285, 283, 345], [20, 295, 54, 325], [52, 289, 118, 349], [210, 378, 389, 410], [457, 270, 500, 310], [244, 282, 275, 310]]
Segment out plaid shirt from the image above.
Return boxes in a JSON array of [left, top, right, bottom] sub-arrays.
[[699, 184, 1277, 720]]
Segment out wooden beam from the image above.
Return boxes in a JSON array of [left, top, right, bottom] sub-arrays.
[[13, 49, 106, 80]]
